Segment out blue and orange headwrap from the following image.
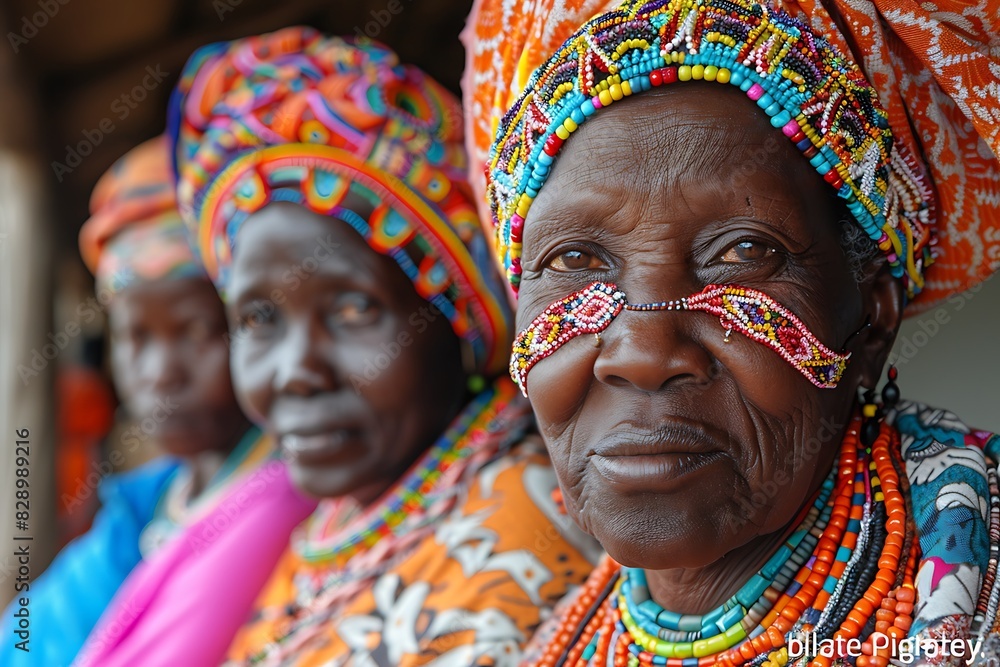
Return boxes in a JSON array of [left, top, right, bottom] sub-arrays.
[[168, 27, 511, 376], [485, 0, 942, 300], [79, 136, 206, 295]]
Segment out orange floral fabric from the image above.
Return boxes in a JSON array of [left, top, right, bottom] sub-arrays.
[[225, 440, 600, 666], [460, 0, 618, 235], [462, 0, 1000, 310]]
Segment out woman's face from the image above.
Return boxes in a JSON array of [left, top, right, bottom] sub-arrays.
[[516, 84, 899, 569], [109, 276, 249, 458], [226, 202, 466, 501]]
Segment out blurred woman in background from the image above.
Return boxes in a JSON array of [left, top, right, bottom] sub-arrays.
[[0, 136, 261, 666]]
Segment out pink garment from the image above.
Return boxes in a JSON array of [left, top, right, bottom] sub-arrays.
[[73, 460, 317, 667]]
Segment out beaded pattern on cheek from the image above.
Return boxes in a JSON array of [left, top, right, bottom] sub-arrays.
[[510, 282, 849, 396], [510, 283, 627, 396]]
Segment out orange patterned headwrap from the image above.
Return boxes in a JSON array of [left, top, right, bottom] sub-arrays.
[[79, 136, 206, 296], [462, 0, 1000, 310]]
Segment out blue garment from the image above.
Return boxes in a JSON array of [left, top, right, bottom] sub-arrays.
[[0, 457, 179, 667]]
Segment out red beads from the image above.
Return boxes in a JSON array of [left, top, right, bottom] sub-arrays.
[[543, 134, 564, 156]]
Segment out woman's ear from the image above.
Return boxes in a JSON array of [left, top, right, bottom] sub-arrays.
[[857, 262, 904, 388]]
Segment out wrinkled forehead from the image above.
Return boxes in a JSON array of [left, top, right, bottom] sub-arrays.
[[108, 276, 221, 325], [229, 202, 386, 285], [524, 83, 829, 244]]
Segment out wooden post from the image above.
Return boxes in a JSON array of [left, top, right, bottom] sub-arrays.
[[0, 9, 56, 609]]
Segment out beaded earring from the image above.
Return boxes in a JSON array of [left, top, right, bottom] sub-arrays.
[[860, 388, 881, 446], [861, 365, 900, 446], [882, 365, 900, 410]]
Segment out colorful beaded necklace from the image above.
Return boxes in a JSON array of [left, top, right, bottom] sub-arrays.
[[530, 415, 919, 667]]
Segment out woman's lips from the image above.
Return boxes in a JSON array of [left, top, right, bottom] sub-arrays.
[[281, 429, 363, 466], [590, 429, 726, 492], [591, 450, 725, 492]]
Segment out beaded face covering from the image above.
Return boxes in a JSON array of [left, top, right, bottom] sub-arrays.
[[510, 282, 850, 395], [486, 0, 932, 299]]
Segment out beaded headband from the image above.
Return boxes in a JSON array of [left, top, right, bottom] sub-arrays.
[[486, 0, 932, 298], [510, 282, 850, 395]]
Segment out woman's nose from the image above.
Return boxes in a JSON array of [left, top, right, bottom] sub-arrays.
[[272, 319, 339, 397], [143, 340, 187, 393], [592, 309, 715, 393]]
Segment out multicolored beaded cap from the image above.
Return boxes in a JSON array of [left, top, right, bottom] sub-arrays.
[[486, 0, 933, 298], [169, 28, 512, 375], [510, 282, 850, 395]]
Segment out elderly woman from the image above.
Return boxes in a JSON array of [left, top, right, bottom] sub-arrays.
[[0, 136, 261, 667], [76, 29, 597, 667], [463, 0, 1000, 664]]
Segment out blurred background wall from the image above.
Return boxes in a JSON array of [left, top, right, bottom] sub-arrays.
[[0, 0, 996, 609], [889, 275, 1000, 431]]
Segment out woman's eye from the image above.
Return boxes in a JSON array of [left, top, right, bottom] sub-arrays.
[[116, 327, 147, 347], [331, 294, 380, 327], [548, 249, 603, 272], [720, 240, 777, 263], [235, 301, 277, 335], [184, 319, 214, 343]]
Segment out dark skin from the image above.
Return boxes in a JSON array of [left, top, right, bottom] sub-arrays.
[[226, 201, 467, 502], [516, 84, 903, 614], [109, 277, 252, 494]]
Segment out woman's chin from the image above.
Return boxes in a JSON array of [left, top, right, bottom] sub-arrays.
[[286, 462, 390, 503], [156, 430, 216, 458], [601, 531, 731, 571], [287, 463, 357, 499], [583, 497, 740, 571]]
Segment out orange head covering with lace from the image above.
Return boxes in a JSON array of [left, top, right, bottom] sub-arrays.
[[79, 136, 206, 296], [463, 0, 1000, 310]]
